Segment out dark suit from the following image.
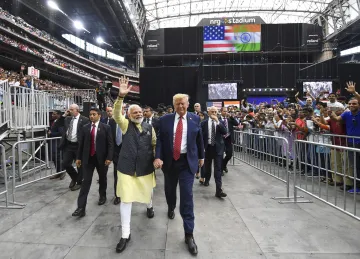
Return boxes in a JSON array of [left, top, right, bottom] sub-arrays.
[[49, 117, 65, 172], [76, 121, 113, 208], [60, 115, 89, 184], [219, 116, 239, 171], [101, 117, 122, 198], [155, 112, 204, 235], [144, 116, 159, 134], [201, 119, 227, 191]]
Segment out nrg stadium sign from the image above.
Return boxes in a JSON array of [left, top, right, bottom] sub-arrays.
[[197, 17, 265, 26]]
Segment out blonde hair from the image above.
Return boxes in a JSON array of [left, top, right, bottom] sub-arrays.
[[173, 94, 189, 105]]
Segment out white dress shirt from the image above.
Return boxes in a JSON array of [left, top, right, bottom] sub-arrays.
[[173, 112, 188, 154], [68, 114, 80, 142], [208, 119, 219, 144], [90, 120, 100, 150]]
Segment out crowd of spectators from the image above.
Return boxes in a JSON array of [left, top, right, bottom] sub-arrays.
[[0, 32, 100, 80], [0, 67, 72, 91], [0, 8, 136, 75], [220, 84, 360, 194]]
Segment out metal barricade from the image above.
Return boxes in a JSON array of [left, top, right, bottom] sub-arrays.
[[232, 130, 301, 200], [46, 89, 96, 111], [2, 137, 65, 209], [0, 79, 10, 128], [8, 86, 49, 131], [282, 139, 360, 220]]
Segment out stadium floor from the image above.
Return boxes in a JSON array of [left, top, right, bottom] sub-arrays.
[[0, 162, 359, 259]]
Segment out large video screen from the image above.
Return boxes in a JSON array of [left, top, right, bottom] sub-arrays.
[[303, 81, 332, 98], [208, 83, 237, 100], [203, 24, 261, 53]]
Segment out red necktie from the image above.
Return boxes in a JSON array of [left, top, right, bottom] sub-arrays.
[[173, 116, 183, 161], [173, 116, 183, 160], [90, 123, 96, 156]]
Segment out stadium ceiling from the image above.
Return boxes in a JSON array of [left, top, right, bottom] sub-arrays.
[[143, 0, 358, 33], [0, 0, 147, 53]]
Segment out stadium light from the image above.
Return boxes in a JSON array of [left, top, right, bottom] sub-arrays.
[[47, 0, 60, 10], [96, 37, 104, 44], [73, 20, 84, 30]]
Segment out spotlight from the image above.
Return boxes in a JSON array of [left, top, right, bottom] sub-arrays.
[[96, 37, 104, 44], [73, 20, 84, 30], [259, 89, 262, 92], [286, 88, 288, 91], [47, 0, 60, 10]]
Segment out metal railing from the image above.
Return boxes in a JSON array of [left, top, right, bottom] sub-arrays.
[[282, 140, 360, 220], [232, 130, 303, 201], [46, 89, 96, 111], [232, 127, 360, 221], [1, 137, 65, 209], [0, 79, 10, 128], [8, 85, 49, 131]]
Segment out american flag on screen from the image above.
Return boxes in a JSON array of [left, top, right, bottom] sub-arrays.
[[203, 24, 261, 53], [206, 102, 223, 109]]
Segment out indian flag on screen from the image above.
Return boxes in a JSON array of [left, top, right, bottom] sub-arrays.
[[203, 24, 261, 52]]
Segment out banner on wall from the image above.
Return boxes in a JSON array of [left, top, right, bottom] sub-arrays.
[[224, 101, 240, 108], [302, 24, 322, 49], [203, 24, 261, 53], [144, 29, 165, 55], [206, 101, 223, 109]]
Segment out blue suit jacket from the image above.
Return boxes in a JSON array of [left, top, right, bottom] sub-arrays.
[[155, 112, 205, 174]]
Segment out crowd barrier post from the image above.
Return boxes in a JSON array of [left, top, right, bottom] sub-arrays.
[[1, 137, 66, 209], [0, 144, 24, 209]]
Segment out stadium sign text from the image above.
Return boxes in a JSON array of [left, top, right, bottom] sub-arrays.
[[197, 17, 265, 26], [209, 17, 256, 26]]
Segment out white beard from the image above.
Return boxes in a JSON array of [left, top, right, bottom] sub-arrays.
[[130, 117, 143, 124]]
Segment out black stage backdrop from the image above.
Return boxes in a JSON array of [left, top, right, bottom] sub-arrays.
[[140, 67, 199, 108], [141, 64, 307, 109]]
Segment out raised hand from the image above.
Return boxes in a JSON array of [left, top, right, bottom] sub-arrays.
[[345, 81, 356, 94], [118, 76, 132, 97]]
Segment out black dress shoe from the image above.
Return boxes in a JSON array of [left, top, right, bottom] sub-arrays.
[[215, 190, 227, 198], [69, 180, 76, 189], [71, 184, 81, 191], [72, 208, 86, 217], [185, 235, 198, 255], [116, 234, 131, 253], [147, 207, 155, 218], [204, 181, 209, 187], [168, 210, 175, 219], [113, 197, 121, 205], [98, 196, 107, 205], [224, 167, 228, 173]]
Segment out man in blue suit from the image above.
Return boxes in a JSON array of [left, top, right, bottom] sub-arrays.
[[154, 93, 204, 255]]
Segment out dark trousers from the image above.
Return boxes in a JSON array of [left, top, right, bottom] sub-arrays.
[[164, 154, 195, 234], [348, 142, 360, 184], [113, 144, 122, 198], [51, 140, 63, 172], [204, 145, 223, 191], [222, 137, 233, 170], [62, 142, 83, 184], [77, 154, 108, 208]]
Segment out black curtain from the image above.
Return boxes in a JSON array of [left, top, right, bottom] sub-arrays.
[[140, 67, 199, 108]]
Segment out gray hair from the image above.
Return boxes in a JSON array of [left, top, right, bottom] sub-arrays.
[[128, 104, 142, 114]]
